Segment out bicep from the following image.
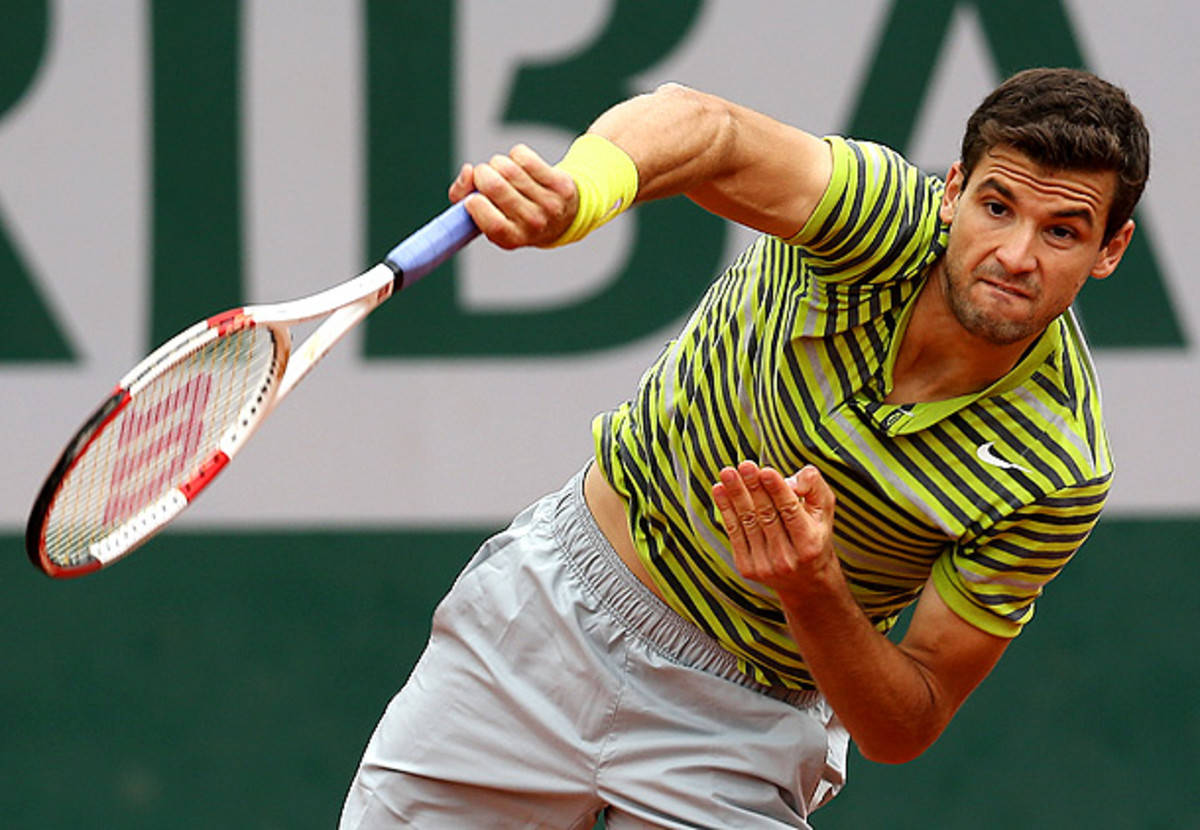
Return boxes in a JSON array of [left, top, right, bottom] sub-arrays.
[[898, 577, 1011, 720], [590, 84, 833, 238], [685, 105, 833, 238]]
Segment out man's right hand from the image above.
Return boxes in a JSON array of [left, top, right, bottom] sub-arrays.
[[448, 143, 578, 249]]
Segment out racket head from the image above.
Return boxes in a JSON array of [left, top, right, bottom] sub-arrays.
[[26, 312, 288, 578]]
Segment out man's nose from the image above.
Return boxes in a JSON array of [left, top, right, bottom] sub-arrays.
[[994, 224, 1038, 275]]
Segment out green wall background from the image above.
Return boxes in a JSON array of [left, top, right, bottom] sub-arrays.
[[4, 519, 1197, 828]]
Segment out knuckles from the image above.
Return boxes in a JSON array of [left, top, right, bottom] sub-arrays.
[[754, 506, 780, 526], [777, 500, 803, 522], [735, 511, 758, 531]]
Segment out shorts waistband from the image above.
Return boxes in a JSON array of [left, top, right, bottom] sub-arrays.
[[549, 465, 822, 709]]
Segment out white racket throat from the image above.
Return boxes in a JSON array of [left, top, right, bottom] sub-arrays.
[[259, 263, 395, 405]]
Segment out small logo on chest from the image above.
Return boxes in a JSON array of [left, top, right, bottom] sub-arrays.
[[976, 441, 1033, 475]]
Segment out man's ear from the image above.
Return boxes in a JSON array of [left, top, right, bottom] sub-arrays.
[[939, 162, 966, 225], [1091, 219, 1135, 280]]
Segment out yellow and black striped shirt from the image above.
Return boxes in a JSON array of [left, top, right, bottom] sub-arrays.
[[593, 136, 1112, 689]]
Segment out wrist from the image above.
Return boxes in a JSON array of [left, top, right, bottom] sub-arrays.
[[775, 552, 850, 608], [545, 134, 639, 247]]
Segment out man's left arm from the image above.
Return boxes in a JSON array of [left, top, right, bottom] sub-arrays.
[[712, 461, 1010, 764]]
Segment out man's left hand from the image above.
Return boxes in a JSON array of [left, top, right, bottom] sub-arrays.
[[712, 461, 842, 599]]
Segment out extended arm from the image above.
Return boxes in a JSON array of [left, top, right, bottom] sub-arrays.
[[449, 83, 833, 247], [712, 461, 1010, 764]]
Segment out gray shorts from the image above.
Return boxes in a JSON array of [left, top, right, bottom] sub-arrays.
[[340, 466, 848, 829]]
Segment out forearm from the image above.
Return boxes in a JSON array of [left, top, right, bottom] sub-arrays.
[[777, 574, 951, 764], [712, 462, 1006, 765]]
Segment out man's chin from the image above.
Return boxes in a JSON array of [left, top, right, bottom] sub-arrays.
[[955, 306, 1039, 346]]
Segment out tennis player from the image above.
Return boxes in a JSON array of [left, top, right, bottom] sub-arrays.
[[340, 67, 1148, 828]]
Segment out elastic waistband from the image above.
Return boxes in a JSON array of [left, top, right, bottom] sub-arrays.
[[550, 465, 822, 709]]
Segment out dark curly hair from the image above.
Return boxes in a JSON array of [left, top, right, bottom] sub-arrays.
[[961, 67, 1150, 243]]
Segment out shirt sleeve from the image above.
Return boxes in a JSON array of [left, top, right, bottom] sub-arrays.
[[784, 136, 947, 285], [931, 476, 1110, 637]]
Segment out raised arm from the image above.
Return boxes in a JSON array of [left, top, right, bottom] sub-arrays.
[[449, 83, 833, 248]]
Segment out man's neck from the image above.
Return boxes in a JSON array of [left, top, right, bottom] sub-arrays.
[[885, 266, 1038, 405]]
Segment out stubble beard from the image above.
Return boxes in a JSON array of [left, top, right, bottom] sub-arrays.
[[940, 258, 1044, 346]]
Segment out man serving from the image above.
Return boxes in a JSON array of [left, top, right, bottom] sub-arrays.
[[342, 67, 1147, 828]]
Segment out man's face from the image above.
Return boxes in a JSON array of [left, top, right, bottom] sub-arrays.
[[937, 146, 1133, 347]]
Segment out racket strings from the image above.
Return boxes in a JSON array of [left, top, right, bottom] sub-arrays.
[[43, 328, 278, 565]]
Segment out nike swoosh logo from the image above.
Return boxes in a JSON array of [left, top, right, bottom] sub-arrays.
[[976, 441, 1033, 474]]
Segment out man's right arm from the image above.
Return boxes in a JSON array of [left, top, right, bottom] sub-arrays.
[[449, 83, 833, 248]]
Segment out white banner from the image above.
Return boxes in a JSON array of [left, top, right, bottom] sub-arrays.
[[3, 0, 1196, 528]]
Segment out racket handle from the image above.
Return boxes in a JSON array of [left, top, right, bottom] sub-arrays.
[[385, 201, 481, 290]]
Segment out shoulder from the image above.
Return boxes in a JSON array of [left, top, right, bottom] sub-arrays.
[[780, 137, 947, 287]]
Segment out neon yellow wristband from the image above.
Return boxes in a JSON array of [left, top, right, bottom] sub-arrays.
[[547, 134, 639, 247]]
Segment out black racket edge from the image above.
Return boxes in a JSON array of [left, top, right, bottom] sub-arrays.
[[25, 387, 130, 578]]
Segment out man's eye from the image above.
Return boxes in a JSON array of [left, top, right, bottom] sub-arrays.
[[984, 201, 1006, 216], [1049, 226, 1077, 240]]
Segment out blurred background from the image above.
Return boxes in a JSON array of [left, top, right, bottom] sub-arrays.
[[3, 2, 1196, 827]]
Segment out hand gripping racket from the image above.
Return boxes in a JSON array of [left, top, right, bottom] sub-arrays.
[[26, 202, 479, 578]]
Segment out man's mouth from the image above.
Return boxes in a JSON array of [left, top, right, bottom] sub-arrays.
[[978, 275, 1034, 300]]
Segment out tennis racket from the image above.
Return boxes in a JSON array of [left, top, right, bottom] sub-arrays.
[[26, 201, 479, 579]]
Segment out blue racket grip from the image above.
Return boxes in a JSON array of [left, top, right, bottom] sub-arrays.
[[384, 201, 481, 290]]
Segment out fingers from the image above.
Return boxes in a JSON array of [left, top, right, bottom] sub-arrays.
[[448, 162, 478, 204], [448, 144, 577, 249], [510, 143, 576, 198], [714, 461, 806, 521], [759, 466, 809, 529], [787, 463, 836, 515], [712, 460, 837, 584], [713, 461, 801, 574], [712, 469, 760, 576]]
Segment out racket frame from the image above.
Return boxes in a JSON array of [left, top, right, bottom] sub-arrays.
[[26, 202, 477, 578], [26, 264, 394, 577]]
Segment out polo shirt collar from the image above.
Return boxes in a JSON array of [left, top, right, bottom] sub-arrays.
[[852, 278, 1061, 436]]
